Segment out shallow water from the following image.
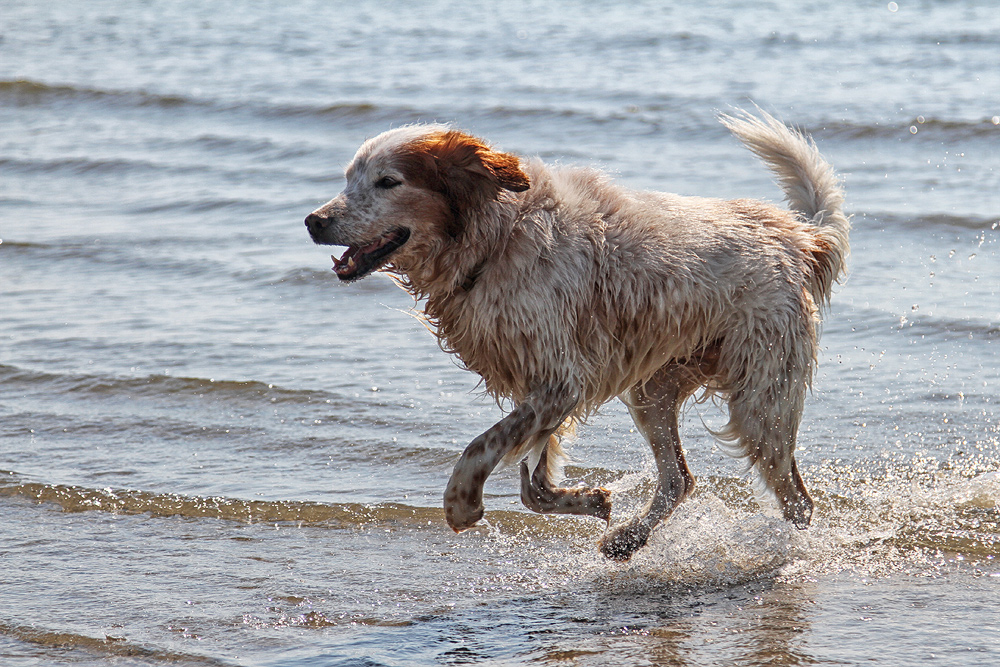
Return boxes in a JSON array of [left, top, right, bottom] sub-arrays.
[[2, 1, 999, 665]]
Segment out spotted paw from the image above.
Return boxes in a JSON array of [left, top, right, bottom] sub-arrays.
[[586, 487, 612, 523], [444, 488, 484, 532], [598, 521, 651, 561]]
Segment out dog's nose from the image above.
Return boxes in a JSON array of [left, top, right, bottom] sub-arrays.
[[304, 213, 329, 235]]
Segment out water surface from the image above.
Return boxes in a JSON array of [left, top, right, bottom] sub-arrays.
[[1, 1, 999, 665]]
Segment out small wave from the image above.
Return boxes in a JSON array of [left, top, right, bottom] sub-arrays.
[[866, 211, 1000, 231], [897, 313, 1000, 342], [819, 116, 1000, 141], [273, 100, 384, 120], [0, 78, 402, 132], [828, 471, 1000, 564], [828, 303, 1000, 346], [0, 155, 163, 176], [0, 239, 40, 250], [0, 363, 333, 404], [0, 154, 297, 187], [0, 78, 716, 138], [0, 620, 230, 666], [0, 238, 234, 282], [0, 77, 425, 128], [0, 78, 204, 110], [124, 196, 275, 215], [917, 32, 1000, 46], [0, 475, 442, 527]]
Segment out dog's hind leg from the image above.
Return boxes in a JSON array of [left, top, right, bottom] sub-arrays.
[[518, 429, 612, 522], [718, 312, 815, 529], [444, 384, 579, 532], [723, 373, 814, 529], [598, 364, 700, 561]]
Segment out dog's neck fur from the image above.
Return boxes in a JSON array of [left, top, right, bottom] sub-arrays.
[[387, 182, 543, 403], [388, 190, 522, 301]]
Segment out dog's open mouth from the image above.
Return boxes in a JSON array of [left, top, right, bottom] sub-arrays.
[[332, 227, 410, 282]]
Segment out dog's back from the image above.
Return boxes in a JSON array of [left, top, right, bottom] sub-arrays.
[[461, 119, 849, 418]]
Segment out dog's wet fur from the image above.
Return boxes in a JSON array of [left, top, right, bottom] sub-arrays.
[[305, 110, 849, 560]]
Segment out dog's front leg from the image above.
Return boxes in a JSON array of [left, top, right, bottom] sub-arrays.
[[444, 385, 578, 532]]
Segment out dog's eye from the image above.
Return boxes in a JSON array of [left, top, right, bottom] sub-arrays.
[[375, 176, 402, 189]]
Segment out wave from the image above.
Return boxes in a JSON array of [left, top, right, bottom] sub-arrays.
[[0, 78, 412, 125], [861, 211, 1000, 231], [0, 362, 451, 448], [916, 32, 1000, 46], [897, 313, 1000, 342], [0, 620, 230, 666], [829, 302, 1000, 347], [0, 152, 320, 205], [0, 474, 442, 527], [0, 362, 331, 405], [0, 155, 165, 176], [0, 153, 308, 187], [0, 78, 706, 138], [0, 234, 323, 289], [818, 116, 1000, 141], [5, 453, 998, 575], [1, 235, 393, 297], [124, 196, 278, 215], [0, 78, 201, 110], [0, 237, 236, 282], [6, 78, 999, 149]]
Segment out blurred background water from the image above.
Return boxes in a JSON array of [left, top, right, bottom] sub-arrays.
[[1, 1, 998, 665]]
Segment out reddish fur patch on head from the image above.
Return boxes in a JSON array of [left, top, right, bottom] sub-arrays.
[[396, 130, 530, 238]]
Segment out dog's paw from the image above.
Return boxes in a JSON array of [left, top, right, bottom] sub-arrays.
[[598, 521, 651, 562], [444, 496, 484, 533], [784, 499, 813, 530], [779, 488, 814, 530], [588, 487, 613, 524]]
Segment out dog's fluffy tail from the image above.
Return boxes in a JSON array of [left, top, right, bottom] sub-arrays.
[[720, 109, 850, 306]]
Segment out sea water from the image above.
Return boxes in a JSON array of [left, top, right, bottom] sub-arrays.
[[1, 1, 998, 664]]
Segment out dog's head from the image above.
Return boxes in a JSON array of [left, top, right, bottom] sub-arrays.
[[305, 125, 530, 282]]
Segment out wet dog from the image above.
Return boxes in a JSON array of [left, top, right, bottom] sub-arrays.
[[305, 110, 849, 560]]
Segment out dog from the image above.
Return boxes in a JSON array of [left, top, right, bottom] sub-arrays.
[[305, 110, 849, 561]]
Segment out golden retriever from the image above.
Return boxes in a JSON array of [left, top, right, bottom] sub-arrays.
[[305, 110, 849, 560]]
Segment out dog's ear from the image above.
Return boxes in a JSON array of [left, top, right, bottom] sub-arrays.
[[455, 135, 531, 193], [399, 130, 530, 238], [419, 130, 530, 195]]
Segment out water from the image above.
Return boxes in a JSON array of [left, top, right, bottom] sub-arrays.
[[1, 1, 999, 664]]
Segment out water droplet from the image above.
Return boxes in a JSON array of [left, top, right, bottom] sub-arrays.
[[887, 2, 898, 11], [909, 125, 918, 134]]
